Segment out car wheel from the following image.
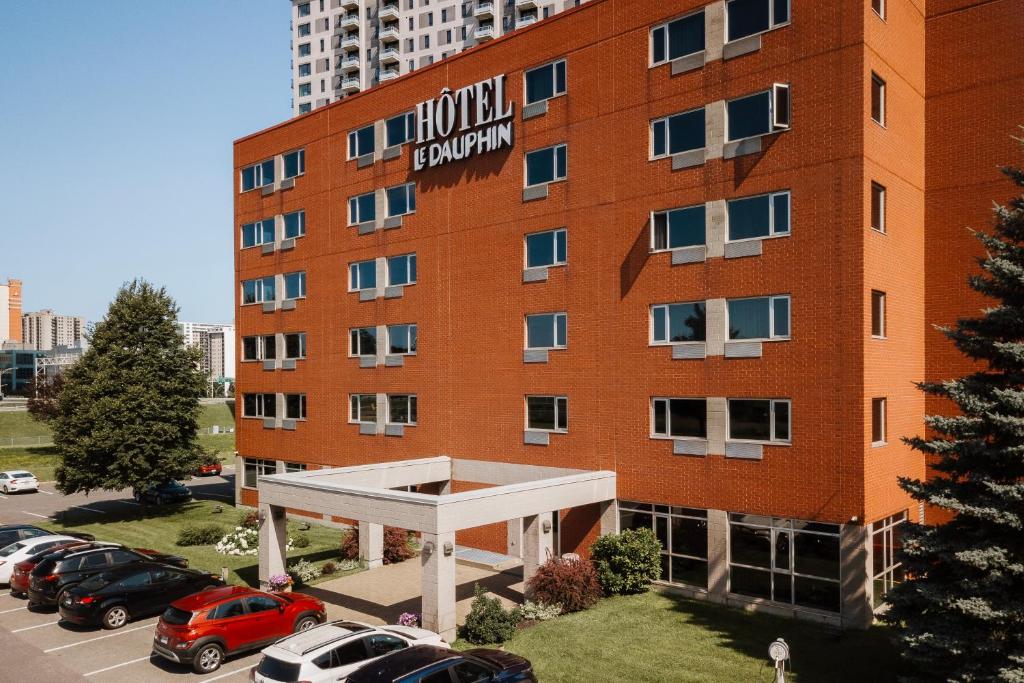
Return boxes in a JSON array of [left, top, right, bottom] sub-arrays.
[[192, 643, 224, 674], [294, 615, 319, 632], [101, 605, 129, 630], [2, 485, 7, 494], [56, 588, 71, 607]]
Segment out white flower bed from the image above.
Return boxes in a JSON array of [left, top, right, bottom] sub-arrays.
[[215, 526, 294, 557]]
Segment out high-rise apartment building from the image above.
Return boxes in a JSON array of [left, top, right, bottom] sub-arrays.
[[22, 310, 86, 351], [238, 0, 1024, 637], [178, 322, 237, 394], [289, 0, 588, 115], [0, 279, 23, 344]]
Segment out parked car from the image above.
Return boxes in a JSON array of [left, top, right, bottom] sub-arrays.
[[133, 480, 192, 505], [0, 534, 80, 584], [9, 541, 90, 597], [195, 456, 223, 477], [0, 470, 38, 494], [0, 524, 94, 548], [59, 561, 225, 629], [152, 586, 326, 674], [28, 544, 188, 607], [346, 645, 537, 683], [251, 620, 448, 683]]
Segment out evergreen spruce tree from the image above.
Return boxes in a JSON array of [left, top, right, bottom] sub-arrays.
[[53, 280, 207, 498], [883, 152, 1024, 681]]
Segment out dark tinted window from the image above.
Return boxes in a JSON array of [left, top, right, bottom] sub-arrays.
[[257, 657, 303, 681], [366, 634, 407, 657], [210, 599, 246, 620], [22, 528, 50, 540], [245, 595, 281, 614], [118, 571, 152, 589], [80, 552, 111, 570], [108, 549, 141, 565], [727, 92, 770, 141], [420, 670, 453, 683], [162, 607, 194, 625], [452, 661, 491, 683], [332, 639, 371, 667]]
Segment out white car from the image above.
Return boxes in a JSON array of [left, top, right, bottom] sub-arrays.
[[0, 534, 79, 584], [251, 620, 448, 683], [0, 471, 39, 494]]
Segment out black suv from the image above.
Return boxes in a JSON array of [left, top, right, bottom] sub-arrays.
[[347, 645, 537, 683], [28, 545, 187, 608], [0, 524, 94, 548]]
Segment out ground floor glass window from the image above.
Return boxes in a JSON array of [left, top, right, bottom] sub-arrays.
[[619, 501, 708, 589], [871, 511, 906, 609], [243, 458, 276, 488]]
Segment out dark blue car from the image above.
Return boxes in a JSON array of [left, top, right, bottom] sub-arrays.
[[133, 480, 192, 505], [346, 644, 537, 683]]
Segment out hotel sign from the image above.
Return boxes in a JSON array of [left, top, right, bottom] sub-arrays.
[[414, 74, 515, 171]]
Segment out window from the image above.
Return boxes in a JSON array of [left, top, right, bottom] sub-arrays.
[[298, 43, 311, 57], [871, 290, 886, 338], [285, 394, 307, 420], [241, 335, 276, 361], [388, 394, 418, 425], [298, 22, 311, 36], [526, 396, 567, 432], [242, 276, 275, 305], [651, 108, 706, 158], [620, 501, 708, 588], [651, 302, 706, 344], [246, 595, 282, 614], [386, 183, 416, 217], [242, 394, 276, 419], [350, 327, 377, 357], [388, 324, 417, 355], [524, 59, 566, 105], [651, 205, 705, 250], [284, 333, 307, 359], [242, 219, 275, 249], [650, 11, 705, 66], [348, 124, 375, 159], [298, 63, 311, 77], [525, 229, 566, 269], [652, 398, 707, 439], [387, 253, 417, 286], [283, 150, 305, 179], [525, 313, 566, 350], [726, 0, 790, 42], [314, 640, 372, 670], [299, 82, 312, 97], [283, 272, 306, 299], [726, 85, 790, 141], [728, 399, 790, 443], [366, 634, 407, 657], [298, 3, 310, 16], [872, 0, 885, 19], [350, 394, 377, 423], [727, 191, 790, 241], [871, 182, 886, 233], [386, 112, 415, 147], [871, 73, 886, 125], [284, 210, 306, 239], [284, 462, 307, 473], [210, 599, 246, 620], [727, 295, 790, 341], [350, 259, 377, 291], [872, 397, 886, 445], [871, 512, 906, 608], [451, 661, 491, 683], [349, 192, 376, 224], [241, 159, 274, 192], [729, 514, 840, 612], [525, 144, 567, 187]]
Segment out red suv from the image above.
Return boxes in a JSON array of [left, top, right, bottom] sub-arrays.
[[152, 586, 325, 674]]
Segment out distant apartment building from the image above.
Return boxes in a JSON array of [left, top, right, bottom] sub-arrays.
[[22, 310, 86, 351], [289, 0, 588, 115], [178, 322, 236, 395], [0, 279, 23, 344]]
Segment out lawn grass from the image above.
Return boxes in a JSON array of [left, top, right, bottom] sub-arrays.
[[39, 499, 355, 587], [198, 432, 236, 456], [0, 446, 60, 481], [454, 591, 905, 683], [197, 402, 235, 430], [0, 402, 234, 441]]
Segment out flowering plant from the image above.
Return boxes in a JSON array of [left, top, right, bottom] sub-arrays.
[[397, 612, 420, 627], [268, 573, 293, 590], [215, 527, 294, 557]]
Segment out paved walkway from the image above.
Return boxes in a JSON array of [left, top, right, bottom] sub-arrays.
[[307, 559, 525, 626]]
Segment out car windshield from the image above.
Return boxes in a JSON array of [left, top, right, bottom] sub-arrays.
[[10, 472, 33, 479], [80, 571, 118, 590], [256, 656, 302, 682], [161, 607, 194, 625], [0, 542, 26, 557]]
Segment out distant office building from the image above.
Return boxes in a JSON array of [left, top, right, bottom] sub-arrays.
[[289, 0, 588, 115], [22, 310, 86, 351], [178, 322, 236, 395], [0, 345, 84, 396], [0, 279, 23, 344]]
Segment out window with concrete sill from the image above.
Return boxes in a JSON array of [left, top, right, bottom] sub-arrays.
[[350, 327, 377, 358], [242, 335, 277, 362], [283, 272, 307, 301], [282, 150, 305, 181], [727, 398, 791, 444], [348, 124, 375, 160], [388, 324, 417, 356], [650, 10, 705, 68], [526, 395, 568, 433], [525, 228, 567, 269], [651, 302, 706, 345], [241, 219, 275, 249], [725, 0, 790, 44], [240, 159, 274, 193], [388, 253, 417, 287], [650, 108, 706, 160], [726, 86, 791, 145], [386, 183, 416, 218], [525, 313, 566, 351], [241, 277, 276, 305], [385, 112, 415, 148], [242, 458, 276, 489], [524, 59, 566, 106], [349, 259, 377, 292], [726, 191, 790, 242], [285, 394, 307, 421], [349, 192, 376, 226], [651, 205, 705, 252], [726, 295, 790, 342], [349, 394, 377, 424], [871, 397, 886, 447], [652, 398, 707, 440], [388, 394, 418, 425], [242, 393, 276, 419], [525, 144, 567, 188]]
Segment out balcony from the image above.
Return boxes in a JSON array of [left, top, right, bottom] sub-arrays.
[[515, 0, 538, 8], [340, 34, 360, 50], [379, 25, 400, 43], [474, 1, 494, 19], [338, 13, 360, 29], [339, 54, 361, 72], [516, 13, 537, 28], [379, 3, 400, 22], [380, 46, 400, 65], [340, 76, 361, 93], [340, 0, 359, 8], [380, 68, 400, 81], [474, 23, 494, 41]]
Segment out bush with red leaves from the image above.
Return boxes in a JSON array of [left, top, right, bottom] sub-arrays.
[[341, 526, 417, 564], [525, 556, 602, 613]]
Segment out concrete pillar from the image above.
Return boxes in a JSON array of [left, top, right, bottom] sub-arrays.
[[375, 392, 388, 434], [234, 454, 244, 504], [840, 523, 873, 628], [374, 257, 388, 298], [420, 531, 457, 642], [258, 503, 288, 588], [359, 520, 384, 569], [506, 517, 522, 557], [706, 397, 728, 455], [704, 1, 725, 62], [705, 100, 726, 160], [707, 509, 729, 597], [705, 301, 727, 358], [599, 499, 619, 536], [705, 200, 727, 259], [522, 513, 553, 594]]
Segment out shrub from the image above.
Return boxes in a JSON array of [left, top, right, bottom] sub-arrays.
[[215, 527, 294, 556], [288, 559, 321, 585], [525, 556, 602, 613], [589, 527, 662, 595], [321, 561, 337, 576], [177, 523, 224, 546], [460, 585, 519, 644], [239, 509, 259, 529], [291, 533, 311, 549], [341, 526, 417, 564], [515, 600, 562, 622]]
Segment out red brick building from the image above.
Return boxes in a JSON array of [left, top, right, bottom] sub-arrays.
[[234, 0, 1024, 627]]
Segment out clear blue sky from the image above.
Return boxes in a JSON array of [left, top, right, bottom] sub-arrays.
[[0, 1, 291, 325]]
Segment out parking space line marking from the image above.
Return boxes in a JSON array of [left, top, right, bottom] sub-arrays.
[[0, 606, 26, 614], [112, 499, 140, 506], [202, 665, 253, 681], [12, 619, 59, 632], [36, 489, 54, 495], [69, 505, 107, 514], [84, 654, 156, 677], [20, 511, 53, 519], [43, 622, 153, 652], [0, 494, 7, 500]]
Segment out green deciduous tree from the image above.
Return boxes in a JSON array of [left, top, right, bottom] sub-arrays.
[[53, 280, 207, 497], [26, 372, 65, 425], [883, 151, 1024, 682]]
